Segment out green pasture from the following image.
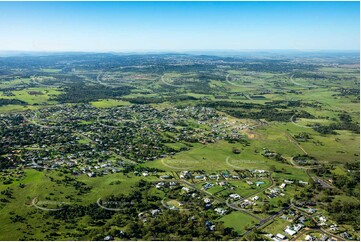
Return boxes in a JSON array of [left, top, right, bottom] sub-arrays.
[[90, 99, 131, 108], [220, 211, 259, 235]]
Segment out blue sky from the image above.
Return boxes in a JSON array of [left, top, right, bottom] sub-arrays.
[[0, 1, 359, 51]]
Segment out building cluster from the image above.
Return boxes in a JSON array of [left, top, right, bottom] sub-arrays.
[[0, 104, 250, 174]]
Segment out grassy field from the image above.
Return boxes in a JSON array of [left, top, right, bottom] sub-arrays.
[[0, 104, 39, 113], [220, 211, 259, 235], [0, 169, 161, 240], [146, 139, 309, 181], [41, 68, 62, 73], [0, 78, 33, 89], [147, 141, 272, 171], [261, 217, 292, 237], [0, 87, 61, 105], [90, 99, 131, 108]]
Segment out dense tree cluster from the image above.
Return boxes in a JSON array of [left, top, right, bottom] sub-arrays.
[[313, 113, 360, 134], [197, 100, 315, 122], [55, 84, 133, 103], [325, 199, 359, 229], [0, 98, 27, 106], [124, 95, 198, 104], [335, 88, 360, 96], [293, 154, 318, 166]]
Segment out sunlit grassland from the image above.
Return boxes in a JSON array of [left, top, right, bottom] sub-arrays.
[[0, 170, 67, 240], [0, 169, 162, 240], [266, 122, 360, 163], [0, 104, 38, 113], [90, 99, 131, 108], [0, 78, 32, 89], [300, 89, 359, 113], [40, 68, 62, 73], [319, 67, 360, 74], [300, 130, 360, 163], [76, 172, 160, 204], [121, 92, 158, 99], [184, 92, 215, 100], [261, 217, 292, 237], [220, 211, 259, 234], [145, 139, 309, 181], [0, 87, 61, 105]]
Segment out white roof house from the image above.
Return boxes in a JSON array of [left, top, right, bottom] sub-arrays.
[[229, 194, 241, 199], [285, 228, 296, 236], [204, 198, 211, 203], [151, 209, 160, 216], [305, 235, 314, 241], [214, 208, 226, 215], [156, 182, 165, 189], [254, 169, 267, 173], [294, 223, 304, 232], [182, 187, 190, 193], [276, 233, 286, 240]]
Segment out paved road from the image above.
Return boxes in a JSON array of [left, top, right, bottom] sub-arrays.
[[241, 206, 290, 238], [285, 133, 308, 155], [225, 199, 262, 221], [160, 75, 183, 87], [314, 176, 337, 190], [289, 152, 338, 191], [289, 74, 318, 88], [244, 94, 253, 100]]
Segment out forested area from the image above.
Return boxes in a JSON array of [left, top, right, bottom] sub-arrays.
[[198, 100, 314, 122], [313, 113, 360, 134], [55, 84, 133, 103], [0, 98, 27, 106]]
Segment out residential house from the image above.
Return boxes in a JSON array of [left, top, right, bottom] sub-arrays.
[[284, 228, 296, 236], [229, 194, 241, 200], [276, 233, 286, 240], [305, 235, 315, 241], [214, 208, 227, 216], [151, 209, 160, 216], [104, 236, 114, 241], [182, 187, 190, 193], [204, 198, 211, 203]]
